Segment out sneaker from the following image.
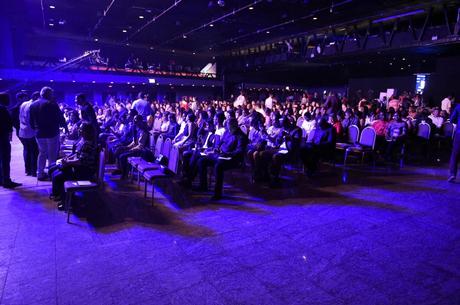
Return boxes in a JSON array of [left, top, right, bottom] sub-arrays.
[[448, 176, 456, 183]]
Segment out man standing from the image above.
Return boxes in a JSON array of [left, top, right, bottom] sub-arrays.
[[0, 93, 22, 188], [264, 93, 274, 110], [75, 93, 99, 139], [131, 92, 151, 121], [448, 101, 460, 183], [30, 87, 67, 180], [19, 91, 40, 176]]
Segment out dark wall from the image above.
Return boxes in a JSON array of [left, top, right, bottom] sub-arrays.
[[423, 56, 460, 106], [348, 75, 415, 102]]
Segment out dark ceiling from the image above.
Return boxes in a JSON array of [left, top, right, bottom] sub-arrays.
[[9, 0, 456, 55]]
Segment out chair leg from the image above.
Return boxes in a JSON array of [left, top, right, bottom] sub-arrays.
[[152, 180, 155, 206], [137, 170, 141, 189], [66, 192, 72, 223], [344, 150, 348, 165], [144, 180, 148, 198]]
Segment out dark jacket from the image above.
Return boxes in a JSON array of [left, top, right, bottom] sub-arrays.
[[450, 104, 460, 134], [218, 128, 248, 161], [0, 105, 13, 136], [29, 98, 66, 138]]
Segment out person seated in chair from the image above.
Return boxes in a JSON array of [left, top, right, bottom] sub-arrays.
[[385, 111, 407, 162], [181, 112, 226, 187], [195, 118, 248, 200], [300, 116, 336, 177], [50, 123, 97, 210], [112, 115, 149, 178]]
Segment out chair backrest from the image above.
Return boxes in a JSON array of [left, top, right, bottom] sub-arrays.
[[97, 149, 106, 186], [149, 133, 155, 150], [161, 138, 172, 159], [359, 127, 376, 149], [296, 117, 304, 128], [347, 125, 359, 144], [441, 122, 454, 139], [167, 145, 180, 174], [154, 135, 164, 158], [417, 122, 431, 140], [306, 128, 316, 143]]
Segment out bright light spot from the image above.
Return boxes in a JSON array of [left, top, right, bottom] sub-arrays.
[[122, 29, 127, 33], [139, 15, 144, 19], [313, 17, 318, 20], [94, 38, 98, 42], [131, 85, 135, 88], [72, 80, 76, 83], [266, 31, 270, 34], [50, 80, 54, 82], [49, 5, 55, 9], [92, 80, 96, 83], [249, 6, 254, 10], [148, 78, 156, 84], [49, 23, 54, 27], [209, 24, 214, 27]]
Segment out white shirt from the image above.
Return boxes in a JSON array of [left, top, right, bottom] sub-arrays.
[[215, 127, 226, 137], [19, 100, 35, 138], [301, 120, 316, 135], [429, 115, 444, 129], [441, 98, 452, 113], [234, 95, 246, 107], [265, 97, 273, 110]]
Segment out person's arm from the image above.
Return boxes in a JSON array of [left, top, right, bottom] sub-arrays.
[[450, 105, 460, 125]]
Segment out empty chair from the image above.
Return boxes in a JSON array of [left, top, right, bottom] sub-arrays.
[[344, 127, 376, 165], [63, 149, 105, 223], [417, 122, 431, 140], [336, 125, 359, 150], [143, 145, 180, 205]]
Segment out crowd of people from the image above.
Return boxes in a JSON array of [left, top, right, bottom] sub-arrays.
[[0, 87, 458, 209]]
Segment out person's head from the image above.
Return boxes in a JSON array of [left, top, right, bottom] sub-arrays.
[[214, 112, 225, 127], [16, 92, 28, 104], [0, 93, 10, 106], [281, 116, 292, 130], [70, 110, 79, 123], [431, 107, 440, 117], [79, 123, 95, 141], [75, 93, 86, 106], [133, 115, 146, 128], [226, 117, 239, 134], [318, 116, 330, 129], [345, 109, 353, 119], [393, 111, 401, 122], [40, 87, 53, 100], [186, 113, 196, 123], [138, 92, 148, 100], [304, 112, 312, 121], [31, 91, 40, 101], [168, 113, 177, 123]]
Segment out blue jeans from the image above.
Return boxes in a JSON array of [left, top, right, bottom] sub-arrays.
[[36, 135, 60, 177]]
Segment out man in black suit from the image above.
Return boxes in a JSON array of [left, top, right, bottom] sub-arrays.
[[0, 93, 21, 188], [448, 102, 460, 182], [196, 118, 248, 200]]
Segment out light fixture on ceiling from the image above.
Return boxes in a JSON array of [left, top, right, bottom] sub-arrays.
[[49, 23, 54, 27], [122, 29, 127, 33], [249, 6, 254, 10], [139, 15, 144, 19], [49, 5, 55, 9], [266, 30, 270, 34], [209, 24, 214, 27], [313, 17, 318, 20], [94, 38, 98, 42]]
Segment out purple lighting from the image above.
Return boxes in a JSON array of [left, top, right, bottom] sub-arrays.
[[372, 9, 425, 23]]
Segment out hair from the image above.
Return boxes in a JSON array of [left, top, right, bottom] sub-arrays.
[[187, 113, 196, 123], [138, 92, 148, 99], [0, 93, 10, 106], [16, 91, 28, 101], [31, 91, 40, 101], [40, 87, 53, 100], [76, 93, 86, 102]]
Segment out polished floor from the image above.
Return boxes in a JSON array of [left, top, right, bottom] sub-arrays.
[[0, 135, 459, 305]]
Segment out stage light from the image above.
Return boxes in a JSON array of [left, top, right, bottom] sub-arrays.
[[192, 52, 196, 55], [0, 78, 2, 81], [148, 78, 156, 84], [217, 0, 225, 7], [94, 38, 98, 42], [209, 24, 214, 27], [183, 34, 187, 38], [122, 29, 127, 33], [249, 6, 254, 10], [50, 80, 54, 82], [92, 80, 96, 83], [110, 81, 114, 84], [139, 16, 144, 19], [49, 23, 54, 27], [72, 80, 76, 83], [313, 17, 317, 20], [108, 85, 112, 88], [49, 5, 55, 9], [266, 31, 270, 34], [402, 57, 406, 61], [131, 85, 135, 88]]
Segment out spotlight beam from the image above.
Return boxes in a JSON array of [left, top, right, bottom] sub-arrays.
[[92, 0, 117, 35], [125, 0, 183, 43]]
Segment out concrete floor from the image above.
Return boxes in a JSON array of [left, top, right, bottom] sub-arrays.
[[0, 135, 459, 305]]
